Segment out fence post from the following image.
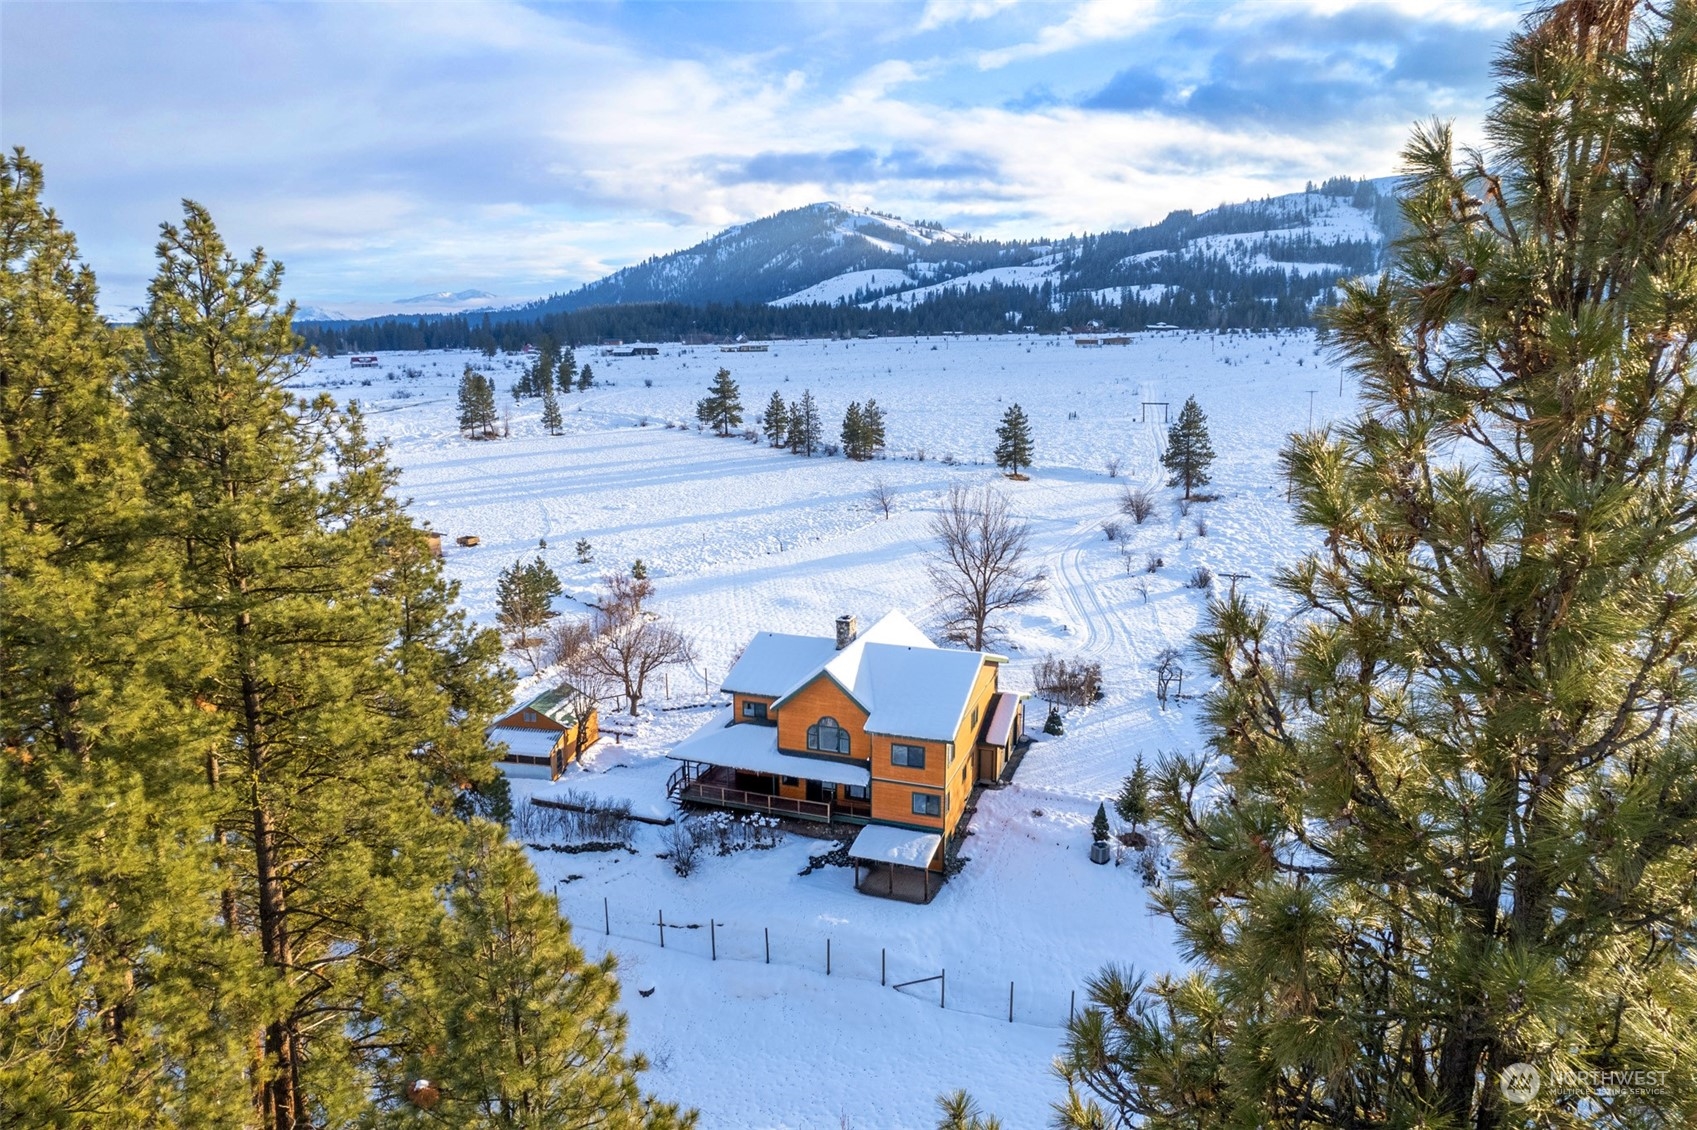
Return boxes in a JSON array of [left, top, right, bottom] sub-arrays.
[[1009, 982, 1014, 1023], [1070, 990, 1075, 1022], [826, 938, 831, 976], [881, 948, 886, 987], [658, 909, 665, 949], [710, 919, 716, 961], [603, 897, 610, 936], [764, 926, 770, 964], [941, 968, 946, 1010]]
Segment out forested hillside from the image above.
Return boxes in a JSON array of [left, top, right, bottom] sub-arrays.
[[299, 176, 1397, 352]]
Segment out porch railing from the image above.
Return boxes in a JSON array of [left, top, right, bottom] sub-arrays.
[[680, 780, 832, 822]]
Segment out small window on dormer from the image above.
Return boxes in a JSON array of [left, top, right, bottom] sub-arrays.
[[523, 710, 537, 722]]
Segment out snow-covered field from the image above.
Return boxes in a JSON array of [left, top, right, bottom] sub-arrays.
[[291, 331, 1356, 1128]]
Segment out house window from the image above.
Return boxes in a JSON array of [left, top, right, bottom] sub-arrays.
[[972, 706, 979, 727], [845, 784, 868, 800], [891, 743, 926, 769], [742, 700, 769, 721], [523, 710, 537, 722], [807, 716, 851, 754], [782, 776, 799, 786], [911, 792, 941, 817]]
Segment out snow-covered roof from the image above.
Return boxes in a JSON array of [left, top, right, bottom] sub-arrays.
[[489, 727, 561, 758], [722, 633, 841, 697], [983, 692, 1021, 747], [770, 611, 1003, 742], [847, 824, 942, 868], [667, 710, 871, 788]]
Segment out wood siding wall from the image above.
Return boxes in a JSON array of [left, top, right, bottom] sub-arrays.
[[494, 709, 566, 732], [775, 676, 869, 763], [733, 693, 776, 721]]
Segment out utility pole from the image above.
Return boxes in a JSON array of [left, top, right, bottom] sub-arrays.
[[1307, 389, 1317, 431]]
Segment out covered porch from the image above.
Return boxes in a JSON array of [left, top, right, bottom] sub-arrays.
[[847, 824, 944, 904], [666, 710, 873, 825]]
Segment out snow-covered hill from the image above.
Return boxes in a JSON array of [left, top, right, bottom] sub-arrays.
[[500, 176, 1398, 326], [513, 202, 994, 313]]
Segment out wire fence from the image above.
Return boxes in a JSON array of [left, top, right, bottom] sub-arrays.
[[557, 890, 1088, 1031]]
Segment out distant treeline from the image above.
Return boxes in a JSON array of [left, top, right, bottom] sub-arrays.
[[298, 282, 1326, 354]]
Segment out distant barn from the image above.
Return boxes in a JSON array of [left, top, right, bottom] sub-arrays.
[[350, 355, 380, 368]]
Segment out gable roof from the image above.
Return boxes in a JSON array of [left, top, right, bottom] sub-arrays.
[[721, 632, 841, 698], [504, 683, 592, 727], [769, 611, 1003, 743]]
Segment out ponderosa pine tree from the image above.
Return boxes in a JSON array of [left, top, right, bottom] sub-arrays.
[[1160, 395, 1214, 500], [558, 345, 576, 393], [540, 378, 563, 435], [862, 397, 887, 455], [761, 390, 789, 447], [695, 367, 742, 437], [577, 362, 593, 392], [0, 150, 249, 1126], [127, 202, 516, 1128], [497, 556, 562, 661], [787, 389, 821, 456], [1059, 4, 1697, 1127], [993, 403, 1032, 476], [457, 365, 497, 438], [841, 401, 867, 459], [391, 825, 693, 1130]]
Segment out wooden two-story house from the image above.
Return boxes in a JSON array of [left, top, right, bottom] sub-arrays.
[[666, 611, 1025, 900]]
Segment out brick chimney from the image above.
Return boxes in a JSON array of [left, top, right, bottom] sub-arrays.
[[835, 614, 858, 650]]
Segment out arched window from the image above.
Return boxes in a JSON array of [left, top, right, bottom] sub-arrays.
[[806, 716, 850, 755]]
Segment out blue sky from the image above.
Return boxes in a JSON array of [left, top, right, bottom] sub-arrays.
[[2, 0, 1522, 313]]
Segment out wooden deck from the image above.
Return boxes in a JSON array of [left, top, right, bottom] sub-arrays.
[[669, 762, 832, 822]]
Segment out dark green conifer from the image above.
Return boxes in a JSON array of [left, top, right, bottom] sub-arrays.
[[130, 202, 515, 1127], [1160, 396, 1214, 500], [695, 367, 743, 437], [994, 403, 1033, 476], [761, 390, 788, 447], [558, 346, 576, 392], [0, 149, 247, 1125], [1060, 5, 1697, 1124], [539, 378, 563, 435], [841, 401, 866, 459], [398, 826, 693, 1129]]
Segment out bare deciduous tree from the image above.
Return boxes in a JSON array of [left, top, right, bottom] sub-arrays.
[[868, 477, 896, 519], [926, 484, 1046, 650], [549, 578, 691, 715]]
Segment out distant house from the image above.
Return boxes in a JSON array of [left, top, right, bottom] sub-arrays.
[[489, 684, 600, 780], [350, 355, 380, 368], [666, 611, 1025, 901]]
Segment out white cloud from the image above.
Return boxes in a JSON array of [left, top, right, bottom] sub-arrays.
[[916, 0, 1021, 33], [1, 0, 1500, 307], [977, 0, 1165, 69]]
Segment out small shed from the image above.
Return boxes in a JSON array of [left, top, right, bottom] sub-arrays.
[[489, 683, 600, 780]]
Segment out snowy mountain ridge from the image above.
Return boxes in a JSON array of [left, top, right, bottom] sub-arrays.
[[505, 176, 1398, 323]]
